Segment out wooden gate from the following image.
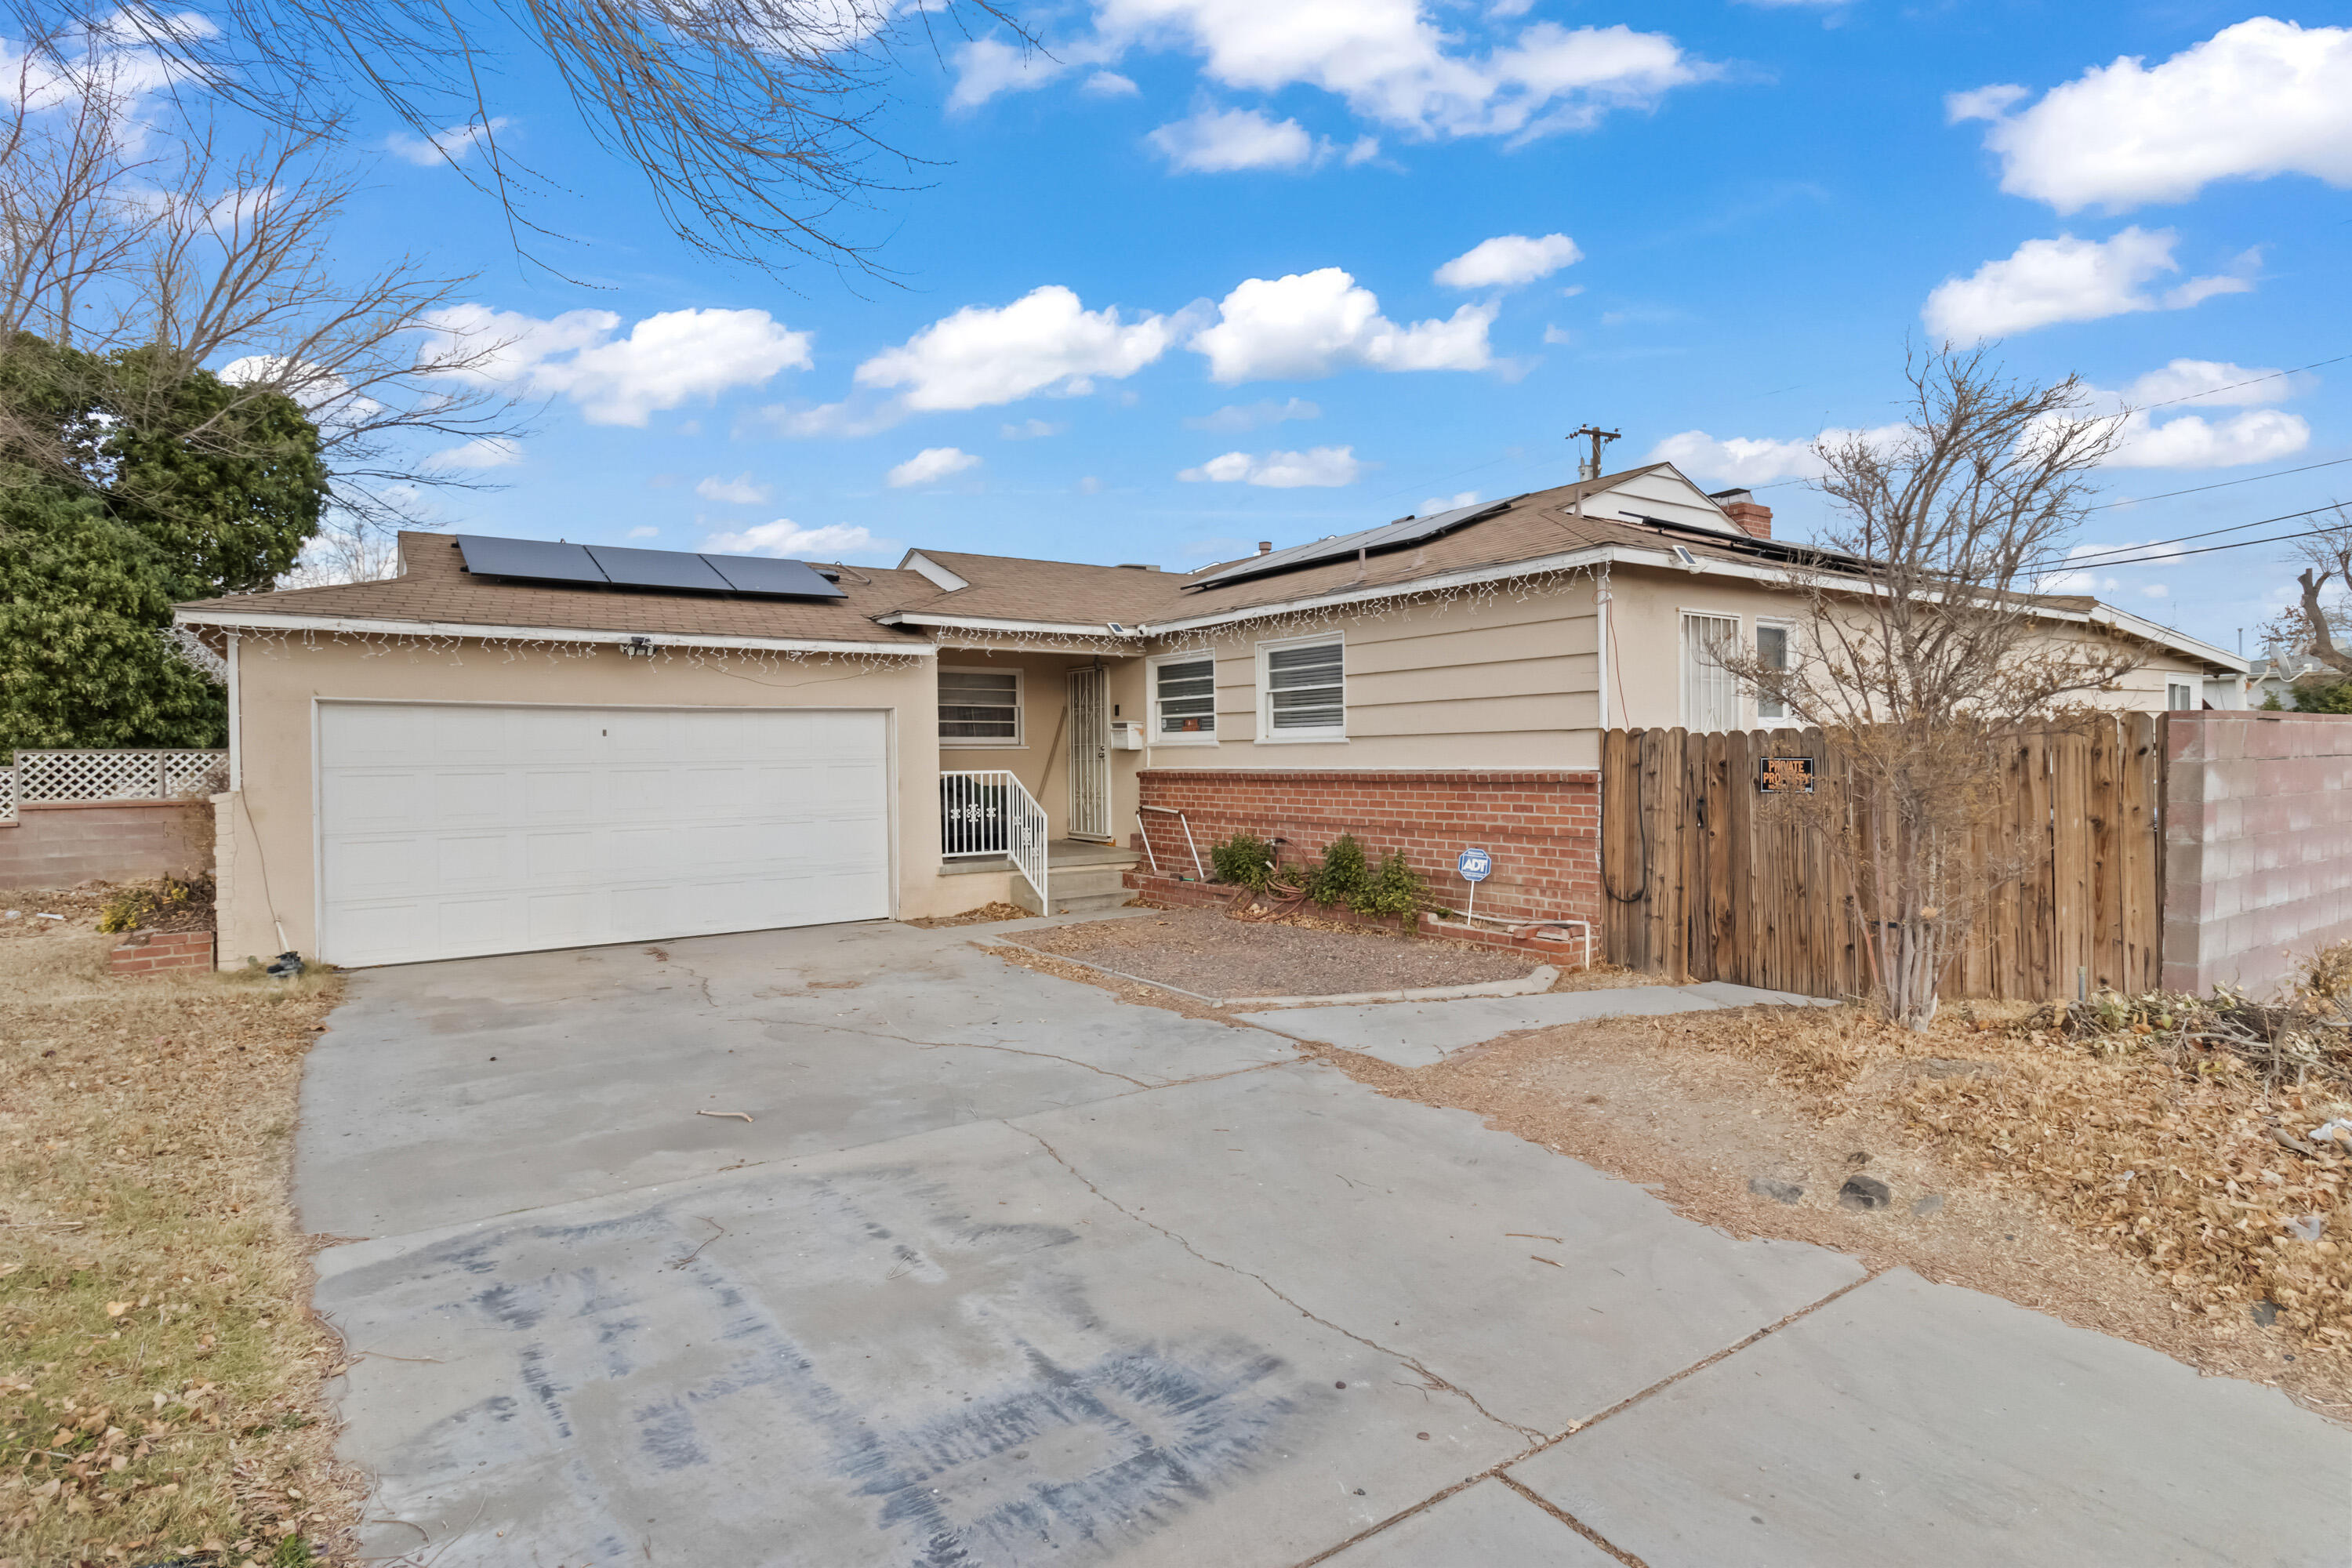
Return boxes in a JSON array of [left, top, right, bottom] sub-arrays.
[[1599, 717, 2163, 1002]]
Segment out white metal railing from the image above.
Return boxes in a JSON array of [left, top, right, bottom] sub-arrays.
[[941, 769, 1048, 911], [2, 749, 227, 822]]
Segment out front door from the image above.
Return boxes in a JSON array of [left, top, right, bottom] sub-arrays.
[[1066, 666, 1111, 840]]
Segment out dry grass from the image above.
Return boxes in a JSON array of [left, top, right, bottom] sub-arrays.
[[902, 902, 1031, 930], [0, 929, 359, 1567]]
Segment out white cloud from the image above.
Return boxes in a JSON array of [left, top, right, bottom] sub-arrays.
[[626, 526, 659, 539], [431, 435, 522, 470], [1434, 232, 1582, 289], [420, 304, 812, 426], [1955, 19, 2352, 213], [2140, 583, 2169, 599], [1183, 397, 1320, 431], [1076, 475, 1105, 495], [1542, 324, 1573, 346], [1945, 83, 2027, 124], [887, 446, 983, 488], [2119, 358, 2302, 409], [1646, 423, 1910, 486], [1083, 70, 1140, 96], [386, 118, 510, 167], [948, 38, 1061, 108], [695, 473, 768, 505], [1189, 267, 1494, 383], [1919, 227, 2252, 342], [702, 520, 897, 562], [1001, 417, 1067, 438], [1422, 489, 1479, 512], [854, 285, 1180, 411], [1178, 445, 1364, 486], [1090, 2, 1708, 140], [2106, 408, 2310, 470], [1149, 105, 1318, 171]]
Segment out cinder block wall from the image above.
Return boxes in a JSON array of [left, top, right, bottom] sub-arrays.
[[0, 800, 213, 891], [1132, 768, 1601, 927], [2161, 711, 2352, 998]]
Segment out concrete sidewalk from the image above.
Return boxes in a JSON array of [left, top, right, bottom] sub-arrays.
[[1240, 978, 1833, 1066], [299, 923, 2352, 1566]]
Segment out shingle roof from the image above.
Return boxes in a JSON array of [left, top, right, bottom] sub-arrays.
[[882, 550, 1189, 626], [176, 532, 936, 647]]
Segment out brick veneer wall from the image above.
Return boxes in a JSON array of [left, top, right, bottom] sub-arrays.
[[1132, 768, 1601, 928], [0, 800, 213, 890], [2161, 711, 2352, 998], [109, 927, 216, 975]]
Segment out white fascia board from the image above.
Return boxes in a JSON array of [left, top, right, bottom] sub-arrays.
[[2077, 604, 2245, 673], [874, 611, 1142, 638], [172, 608, 934, 659], [898, 551, 971, 592]]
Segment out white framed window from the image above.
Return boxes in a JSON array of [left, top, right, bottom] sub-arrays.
[[1755, 619, 1795, 725], [938, 666, 1022, 746], [1257, 632, 1346, 742], [1149, 652, 1218, 744], [1681, 612, 1741, 733], [2166, 681, 2196, 712]]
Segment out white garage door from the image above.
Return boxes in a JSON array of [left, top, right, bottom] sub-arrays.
[[318, 702, 893, 967]]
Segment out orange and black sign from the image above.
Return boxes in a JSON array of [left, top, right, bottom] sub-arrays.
[[1758, 756, 1816, 794]]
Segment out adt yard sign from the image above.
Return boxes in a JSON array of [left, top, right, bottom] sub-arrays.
[[1457, 847, 1494, 917]]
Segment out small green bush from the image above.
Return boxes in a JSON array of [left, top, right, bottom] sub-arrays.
[[1303, 833, 1370, 909], [1353, 851, 1428, 920], [1210, 830, 1277, 890]]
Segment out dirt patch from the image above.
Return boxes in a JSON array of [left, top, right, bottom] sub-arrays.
[[0, 885, 116, 938], [1311, 1004, 2352, 1423], [0, 932, 361, 1563], [1011, 906, 1538, 1000], [904, 902, 1031, 930]]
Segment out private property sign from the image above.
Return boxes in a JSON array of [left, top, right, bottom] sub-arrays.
[[1758, 756, 1817, 794]]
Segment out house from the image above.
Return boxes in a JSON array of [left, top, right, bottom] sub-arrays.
[[174, 463, 2245, 970], [2248, 653, 2343, 709]]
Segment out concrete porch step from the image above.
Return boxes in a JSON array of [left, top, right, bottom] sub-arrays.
[[1010, 848, 1139, 916]]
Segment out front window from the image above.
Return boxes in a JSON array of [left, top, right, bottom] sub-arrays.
[[1152, 655, 1217, 742], [2166, 681, 2196, 712], [1260, 634, 1345, 740], [1682, 613, 1740, 733], [1755, 622, 1791, 723], [939, 668, 1022, 746]]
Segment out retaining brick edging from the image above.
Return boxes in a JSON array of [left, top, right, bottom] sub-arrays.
[[1122, 869, 1591, 962], [109, 927, 216, 976]]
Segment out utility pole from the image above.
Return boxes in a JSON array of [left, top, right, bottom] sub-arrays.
[[1569, 425, 1622, 483]]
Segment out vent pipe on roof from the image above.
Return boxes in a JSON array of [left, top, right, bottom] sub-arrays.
[[1257, 541, 1272, 555]]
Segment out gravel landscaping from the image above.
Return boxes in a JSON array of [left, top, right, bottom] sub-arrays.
[[1011, 906, 1539, 999]]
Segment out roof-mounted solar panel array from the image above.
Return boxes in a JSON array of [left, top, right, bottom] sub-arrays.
[[1190, 496, 1514, 590], [455, 535, 848, 600]]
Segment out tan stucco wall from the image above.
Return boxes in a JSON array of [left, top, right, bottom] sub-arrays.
[[1602, 564, 2223, 731], [217, 635, 977, 967], [1141, 583, 1605, 772]]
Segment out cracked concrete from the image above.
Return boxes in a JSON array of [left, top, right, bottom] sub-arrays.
[[304, 920, 2352, 1566]]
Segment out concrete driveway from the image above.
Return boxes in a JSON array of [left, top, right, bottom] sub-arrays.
[[300, 920, 2351, 1567]]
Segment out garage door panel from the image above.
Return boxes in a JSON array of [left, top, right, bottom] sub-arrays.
[[320, 703, 892, 967]]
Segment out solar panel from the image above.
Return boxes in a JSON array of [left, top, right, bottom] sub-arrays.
[[1192, 496, 1513, 590], [701, 554, 848, 600], [585, 545, 735, 593], [455, 535, 608, 585]]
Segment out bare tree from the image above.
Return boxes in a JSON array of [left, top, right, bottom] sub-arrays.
[[2, 35, 523, 570], [16, 0, 1029, 277], [1722, 347, 2141, 1030], [2274, 506, 2352, 680]]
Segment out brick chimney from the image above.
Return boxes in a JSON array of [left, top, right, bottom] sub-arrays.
[[1709, 488, 1773, 540]]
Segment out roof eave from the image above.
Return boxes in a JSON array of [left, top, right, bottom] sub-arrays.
[[172, 607, 932, 659]]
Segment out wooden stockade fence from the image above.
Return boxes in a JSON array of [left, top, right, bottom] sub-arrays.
[[1599, 716, 2164, 1003]]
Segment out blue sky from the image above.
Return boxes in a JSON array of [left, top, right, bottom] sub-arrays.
[[330, 2, 2351, 655]]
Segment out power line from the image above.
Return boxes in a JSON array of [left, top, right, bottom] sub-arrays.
[[2052, 523, 2340, 572], [2053, 503, 2345, 569], [2086, 456, 2352, 510], [2132, 352, 2351, 412]]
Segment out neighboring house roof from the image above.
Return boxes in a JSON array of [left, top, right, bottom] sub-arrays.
[[175, 532, 936, 653]]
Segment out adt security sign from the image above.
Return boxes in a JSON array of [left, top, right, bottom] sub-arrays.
[[1457, 847, 1493, 918]]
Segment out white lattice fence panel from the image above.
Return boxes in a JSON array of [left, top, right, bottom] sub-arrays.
[[1, 767, 13, 823], [13, 750, 228, 804]]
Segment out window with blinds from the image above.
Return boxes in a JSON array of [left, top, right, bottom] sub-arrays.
[[1682, 614, 1741, 732], [1261, 636, 1345, 739], [1152, 655, 1216, 739], [938, 669, 1022, 745]]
